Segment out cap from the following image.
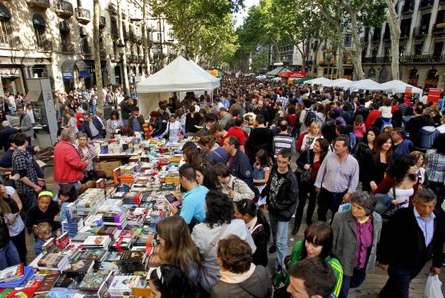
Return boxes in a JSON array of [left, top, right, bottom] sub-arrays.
[[38, 190, 54, 199]]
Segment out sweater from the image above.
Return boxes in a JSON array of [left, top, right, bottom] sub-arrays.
[[54, 140, 87, 183], [210, 265, 272, 298]]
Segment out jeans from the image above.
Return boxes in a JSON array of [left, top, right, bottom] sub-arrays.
[[340, 267, 367, 298], [0, 241, 21, 270], [379, 265, 423, 298], [269, 213, 289, 269], [317, 188, 347, 222], [34, 238, 45, 256]]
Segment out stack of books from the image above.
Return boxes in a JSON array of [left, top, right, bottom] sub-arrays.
[[108, 275, 145, 297], [36, 252, 70, 271], [81, 235, 112, 249]]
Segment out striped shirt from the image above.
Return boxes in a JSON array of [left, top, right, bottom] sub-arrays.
[[426, 151, 445, 184], [273, 133, 295, 156]]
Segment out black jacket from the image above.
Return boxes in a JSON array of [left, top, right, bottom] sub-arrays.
[[245, 127, 273, 164], [262, 167, 299, 221], [378, 207, 444, 269], [228, 150, 254, 187], [251, 214, 270, 267]]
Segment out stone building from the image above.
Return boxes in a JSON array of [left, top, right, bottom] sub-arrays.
[[0, 0, 176, 96]]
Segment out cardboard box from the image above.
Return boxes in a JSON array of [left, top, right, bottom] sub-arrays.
[[96, 161, 121, 178]]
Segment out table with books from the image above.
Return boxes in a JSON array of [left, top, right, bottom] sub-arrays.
[[0, 139, 186, 297]]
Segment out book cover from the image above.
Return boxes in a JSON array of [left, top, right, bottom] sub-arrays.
[[34, 273, 60, 294], [78, 272, 108, 292], [0, 264, 24, 282]]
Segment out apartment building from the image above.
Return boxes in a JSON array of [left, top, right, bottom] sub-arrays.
[[0, 0, 176, 96]]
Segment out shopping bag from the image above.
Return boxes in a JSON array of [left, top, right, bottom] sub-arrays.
[[424, 274, 444, 298]]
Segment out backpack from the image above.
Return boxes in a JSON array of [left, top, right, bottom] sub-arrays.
[[304, 109, 317, 127]]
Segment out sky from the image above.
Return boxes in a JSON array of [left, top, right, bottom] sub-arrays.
[[233, 0, 261, 28]]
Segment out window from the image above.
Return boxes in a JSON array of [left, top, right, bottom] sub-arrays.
[[0, 4, 12, 45], [32, 14, 46, 49]]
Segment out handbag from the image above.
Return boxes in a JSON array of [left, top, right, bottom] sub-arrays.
[[425, 274, 444, 298], [296, 151, 312, 184], [381, 186, 401, 219]]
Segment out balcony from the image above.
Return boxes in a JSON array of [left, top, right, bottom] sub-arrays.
[[55, 1, 73, 18], [401, 7, 413, 15], [362, 56, 391, 64], [76, 8, 91, 24], [81, 44, 92, 55], [433, 23, 445, 36], [414, 25, 429, 38], [400, 54, 445, 63], [38, 39, 52, 52], [60, 42, 74, 53], [419, 0, 434, 10], [27, 0, 50, 9]]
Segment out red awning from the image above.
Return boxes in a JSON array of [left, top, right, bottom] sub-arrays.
[[279, 71, 307, 78]]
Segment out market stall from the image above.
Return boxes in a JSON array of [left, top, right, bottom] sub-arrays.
[[349, 79, 389, 92], [0, 137, 186, 296], [137, 56, 220, 115], [381, 80, 423, 96], [305, 77, 333, 86]]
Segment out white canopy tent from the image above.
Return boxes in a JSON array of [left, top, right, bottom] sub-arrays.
[[137, 56, 220, 114], [381, 80, 423, 96], [305, 77, 333, 86], [349, 79, 388, 91], [330, 78, 352, 89]]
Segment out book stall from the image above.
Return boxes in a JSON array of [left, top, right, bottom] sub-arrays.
[[0, 137, 186, 297]]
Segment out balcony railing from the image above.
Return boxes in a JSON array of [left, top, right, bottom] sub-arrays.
[[76, 8, 91, 24], [400, 54, 445, 63], [362, 57, 391, 64], [27, 0, 50, 9], [433, 23, 445, 36], [38, 39, 52, 52], [60, 42, 74, 53], [419, 0, 434, 9], [55, 1, 73, 18], [401, 6, 413, 15], [81, 44, 92, 55], [413, 25, 429, 38]]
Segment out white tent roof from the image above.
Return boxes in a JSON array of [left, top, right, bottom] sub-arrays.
[[305, 77, 333, 86], [381, 80, 423, 96], [137, 56, 220, 93], [349, 79, 388, 91], [329, 78, 352, 89]]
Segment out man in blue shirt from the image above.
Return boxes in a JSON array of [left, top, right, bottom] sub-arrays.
[[179, 164, 209, 228], [391, 129, 413, 159]]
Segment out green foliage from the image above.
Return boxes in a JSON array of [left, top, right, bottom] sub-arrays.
[[150, 0, 241, 66]]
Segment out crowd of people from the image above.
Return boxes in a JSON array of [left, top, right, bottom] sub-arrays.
[[0, 75, 443, 298]]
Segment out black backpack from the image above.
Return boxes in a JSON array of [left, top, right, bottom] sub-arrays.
[[304, 109, 317, 127]]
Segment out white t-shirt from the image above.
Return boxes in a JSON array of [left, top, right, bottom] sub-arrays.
[[3, 186, 24, 236], [388, 187, 414, 208]]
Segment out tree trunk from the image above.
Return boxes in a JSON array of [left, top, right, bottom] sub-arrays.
[[350, 11, 365, 80], [142, 0, 150, 76], [386, 0, 400, 80], [93, 0, 104, 115], [337, 44, 344, 78], [118, 0, 130, 95]]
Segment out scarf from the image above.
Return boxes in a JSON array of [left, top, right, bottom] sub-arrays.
[[220, 263, 256, 284]]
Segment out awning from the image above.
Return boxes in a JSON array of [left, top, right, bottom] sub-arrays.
[[0, 4, 11, 21], [32, 14, 46, 28], [25, 90, 41, 102]]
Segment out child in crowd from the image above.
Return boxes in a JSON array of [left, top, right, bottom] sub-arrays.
[[253, 149, 272, 195], [410, 151, 426, 184], [353, 115, 366, 142], [26, 191, 61, 255]]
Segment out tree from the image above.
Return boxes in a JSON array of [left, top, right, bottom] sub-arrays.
[[150, 0, 241, 65], [93, 0, 104, 115], [386, 0, 400, 80]]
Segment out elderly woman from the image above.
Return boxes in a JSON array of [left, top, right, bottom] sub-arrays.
[[332, 191, 382, 298], [210, 235, 272, 298]]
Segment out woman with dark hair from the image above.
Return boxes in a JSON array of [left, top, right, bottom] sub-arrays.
[[332, 191, 382, 298], [105, 110, 122, 137], [354, 128, 378, 192], [210, 235, 272, 298], [191, 190, 256, 291], [372, 154, 419, 198], [149, 264, 198, 298], [156, 216, 202, 287], [293, 138, 330, 235], [370, 133, 392, 187], [286, 222, 343, 298], [425, 133, 445, 209], [234, 199, 270, 266]]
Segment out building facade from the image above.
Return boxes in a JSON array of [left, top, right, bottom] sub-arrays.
[[363, 0, 445, 89], [0, 0, 176, 96]]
